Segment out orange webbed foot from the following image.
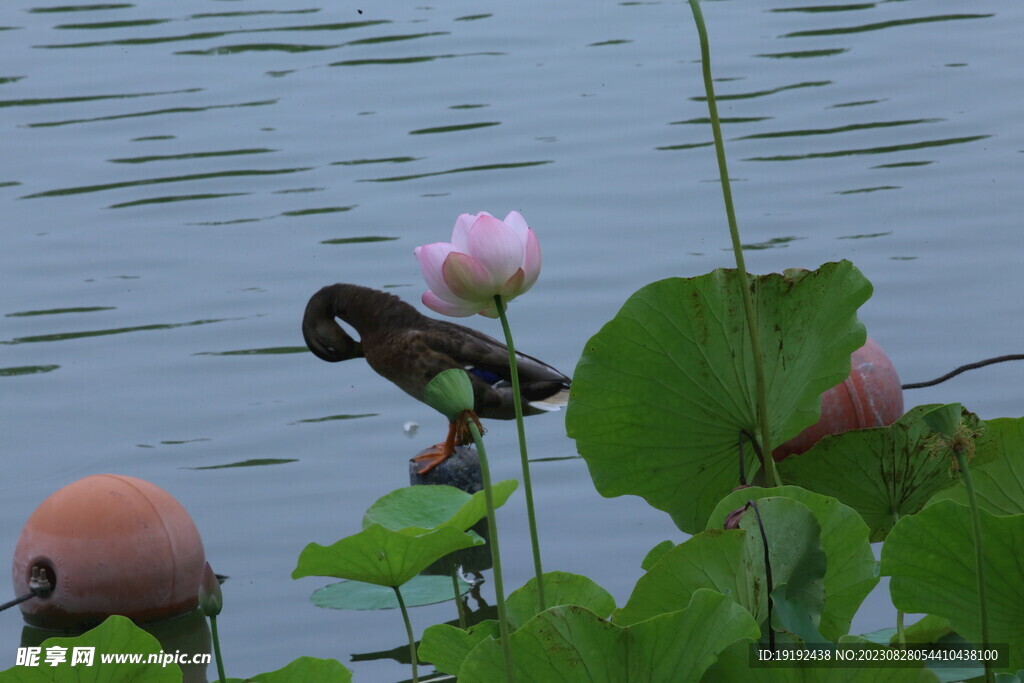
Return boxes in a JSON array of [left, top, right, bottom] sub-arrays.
[[410, 411, 484, 475], [411, 421, 459, 474], [411, 444, 452, 475]]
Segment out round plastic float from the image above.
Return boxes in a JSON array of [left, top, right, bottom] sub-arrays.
[[773, 337, 904, 461], [11, 474, 206, 630]]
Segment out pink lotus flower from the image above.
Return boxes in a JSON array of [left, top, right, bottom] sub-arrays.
[[415, 211, 541, 318]]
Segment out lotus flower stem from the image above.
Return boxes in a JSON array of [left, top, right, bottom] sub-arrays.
[[448, 556, 468, 630], [468, 418, 515, 680], [891, 509, 907, 645], [494, 295, 546, 612], [209, 616, 226, 683], [392, 585, 418, 683], [688, 0, 780, 488], [955, 447, 993, 683]]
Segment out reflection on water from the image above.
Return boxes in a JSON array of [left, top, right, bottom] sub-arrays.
[[3, 0, 1023, 679], [2, 318, 235, 345], [189, 458, 299, 470]]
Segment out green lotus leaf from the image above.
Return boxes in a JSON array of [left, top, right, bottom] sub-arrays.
[[459, 589, 760, 683], [506, 571, 616, 630], [640, 539, 675, 571], [310, 573, 470, 610], [922, 403, 963, 438], [0, 615, 180, 681], [872, 613, 989, 681], [567, 261, 870, 533], [931, 417, 1024, 516], [225, 656, 352, 683], [771, 584, 825, 645], [292, 524, 481, 587], [615, 497, 824, 635], [706, 485, 878, 641], [778, 405, 984, 541], [898, 622, 987, 683], [362, 480, 517, 532], [881, 499, 1024, 671], [900, 615, 955, 645], [614, 529, 745, 626], [418, 620, 500, 677]]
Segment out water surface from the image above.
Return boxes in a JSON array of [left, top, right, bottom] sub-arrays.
[[3, 1, 1023, 679]]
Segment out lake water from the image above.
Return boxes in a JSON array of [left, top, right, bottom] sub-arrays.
[[3, 1, 1022, 680]]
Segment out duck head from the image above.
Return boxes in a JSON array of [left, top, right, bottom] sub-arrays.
[[302, 284, 366, 362], [302, 283, 423, 362]]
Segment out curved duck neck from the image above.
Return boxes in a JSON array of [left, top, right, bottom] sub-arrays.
[[320, 283, 423, 338]]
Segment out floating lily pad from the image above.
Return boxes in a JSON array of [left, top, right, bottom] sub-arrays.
[[932, 417, 1024, 516], [506, 571, 616, 629], [881, 499, 1024, 671], [778, 405, 985, 541], [293, 524, 482, 588], [706, 485, 878, 641], [0, 615, 179, 681], [362, 480, 517, 533], [567, 261, 870, 533], [311, 573, 471, 610], [459, 589, 760, 682]]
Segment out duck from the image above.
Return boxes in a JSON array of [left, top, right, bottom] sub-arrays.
[[302, 283, 571, 473]]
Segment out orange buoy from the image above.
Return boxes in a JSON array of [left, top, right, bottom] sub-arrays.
[[11, 474, 206, 630], [773, 337, 904, 461]]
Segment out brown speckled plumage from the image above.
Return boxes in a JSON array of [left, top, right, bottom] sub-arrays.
[[302, 283, 570, 419]]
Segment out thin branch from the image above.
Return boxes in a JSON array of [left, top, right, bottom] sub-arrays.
[[902, 354, 1024, 389]]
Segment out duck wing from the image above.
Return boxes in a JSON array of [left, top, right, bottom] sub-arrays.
[[420, 320, 571, 418]]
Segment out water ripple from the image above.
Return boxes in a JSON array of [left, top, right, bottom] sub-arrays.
[[292, 413, 378, 424], [194, 347, 308, 356], [27, 98, 277, 128], [331, 156, 421, 166], [55, 18, 172, 30], [28, 4, 134, 13], [782, 13, 992, 38], [0, 365, 60, 377], [330, 52, 503, 67], [35, 21, 390, 49], [189, 459, 299, 470], [6, 306, 115, 317], [745, 135, 989, 162], [738, 119, 939, 140], [693, 81, 831, 102], [320, 236, 400, 245], [22, 166, 312, 199], [0, 87, 201, 109], [409, 122, 500, 135], [770, 4, 876, 14], [358, 160, 552, 183], [108, 148, 275, 164], [757, 49, 849, 59], [108, 193, 249, 209], [1, 318, 236, 345]]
